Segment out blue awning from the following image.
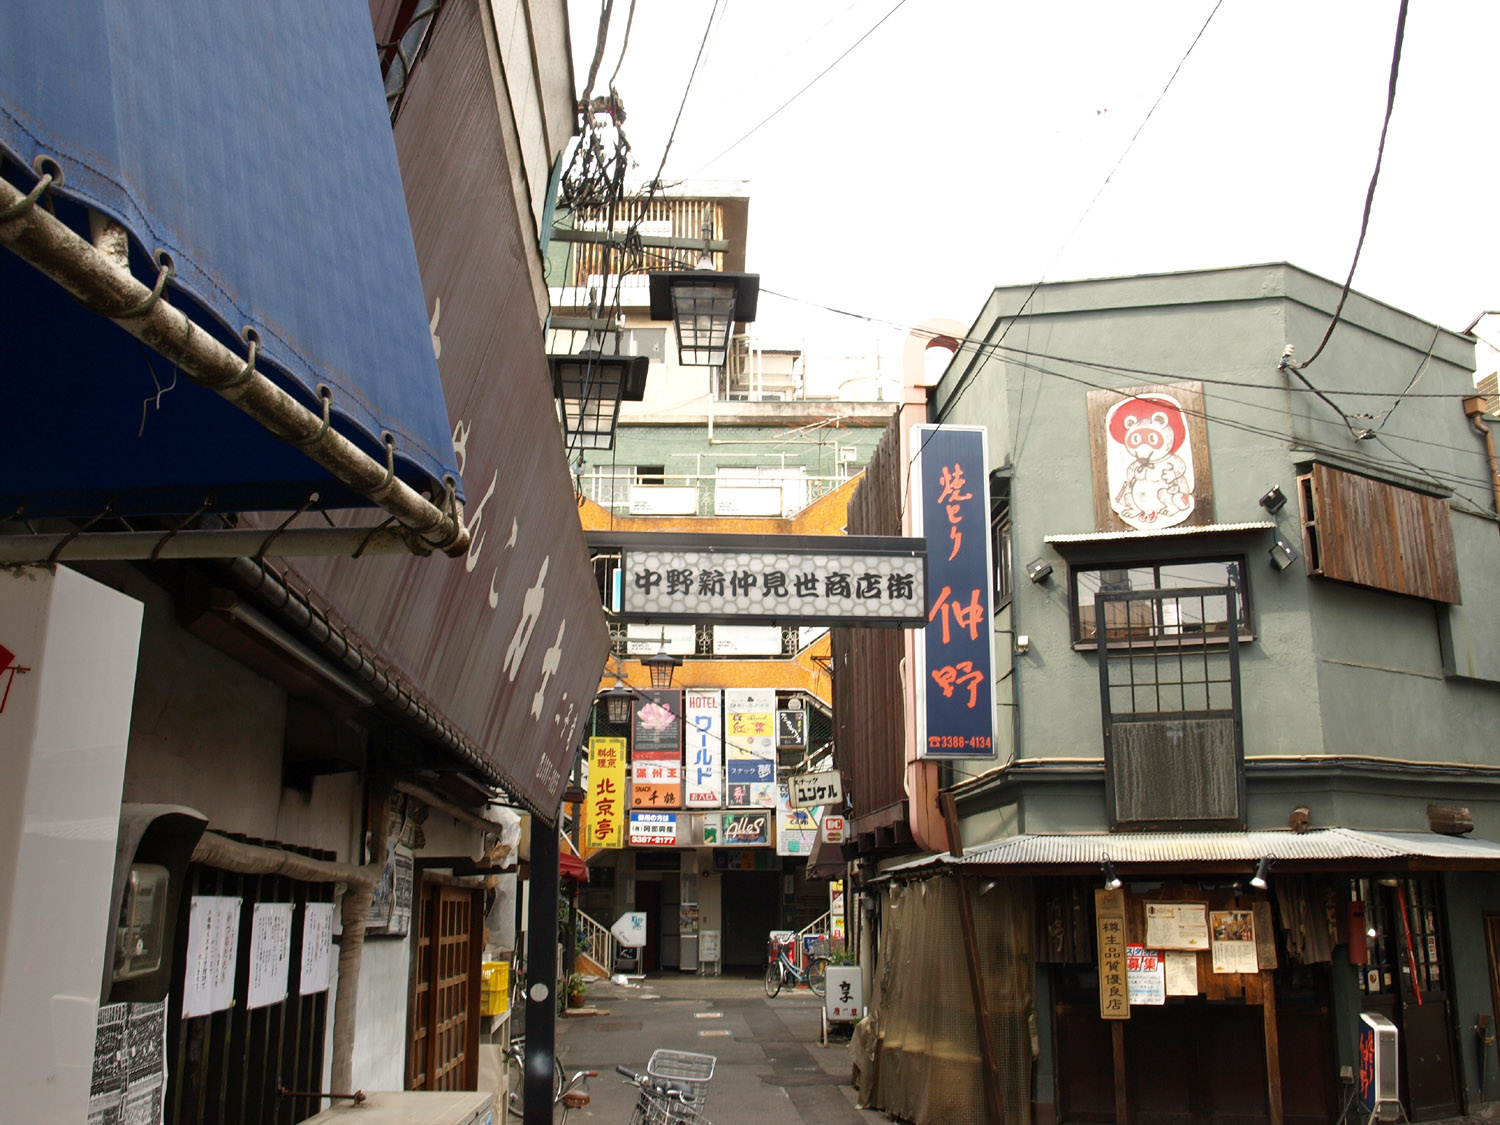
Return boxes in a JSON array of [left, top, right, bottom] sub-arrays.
[[0, 1, 459, 518]]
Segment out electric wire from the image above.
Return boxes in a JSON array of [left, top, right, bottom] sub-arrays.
[[694, 0, 912, 173], [1292, 0, 1410, 371], [934, 0, 1224, 431]]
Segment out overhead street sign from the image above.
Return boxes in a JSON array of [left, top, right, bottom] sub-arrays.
[[589, 531, 927, 627]]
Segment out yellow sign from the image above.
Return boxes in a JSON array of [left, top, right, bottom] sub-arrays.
[[585, 738, 627, 849]]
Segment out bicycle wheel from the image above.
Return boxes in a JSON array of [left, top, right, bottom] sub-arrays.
[[502, 1050, 525, 1119], [764, 959, 783, 998], [504, 1049, 563, 1118], [808, 956, 829, 998]]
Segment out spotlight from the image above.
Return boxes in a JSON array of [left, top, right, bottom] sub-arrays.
[[1025, 558, 1054, 584], [1101, 859, 1122, 891], [1269, 538, 1298, 571], [1259, 486, 1287, 513], [1250, 857, 1270, 890]]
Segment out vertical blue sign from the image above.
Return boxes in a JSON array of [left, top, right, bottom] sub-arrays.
[[913, 425, 997, 760]]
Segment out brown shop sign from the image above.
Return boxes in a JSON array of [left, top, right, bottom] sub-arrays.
[[1095, 888, 1129, 1020]]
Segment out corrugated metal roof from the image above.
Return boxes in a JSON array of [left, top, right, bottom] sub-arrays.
[[1044, 521, 1274, 545], [883, 828, 1500, 875]]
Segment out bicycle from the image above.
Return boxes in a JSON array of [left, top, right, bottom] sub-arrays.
[[615, 1051, 716, 1125], [764, 934, 828, 998], [502, 1034, 595, 1120]]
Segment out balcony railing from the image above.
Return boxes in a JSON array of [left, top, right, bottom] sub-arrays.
[[582, 470, 854, 519]]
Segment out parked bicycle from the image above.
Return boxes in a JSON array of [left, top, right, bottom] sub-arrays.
[[616, 1048, 716, 1125], [501, 1034, 594, 1121], [764, 932, 828, 998]]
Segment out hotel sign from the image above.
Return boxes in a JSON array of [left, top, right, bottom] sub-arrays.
[[592, 532, 927, 626]]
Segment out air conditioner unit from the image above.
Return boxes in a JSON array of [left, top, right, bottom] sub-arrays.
[[1358, 1012, 1400, 1119]]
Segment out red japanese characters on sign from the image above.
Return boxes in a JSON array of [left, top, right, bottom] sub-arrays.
[[913, 425, 998, 761]]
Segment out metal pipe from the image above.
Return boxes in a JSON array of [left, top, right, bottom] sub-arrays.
[[1462, 395, 1500, 524], [0, 526, 414, 564], [0, 178, 469, 556]]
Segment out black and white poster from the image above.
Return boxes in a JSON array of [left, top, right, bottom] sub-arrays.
[[89, 1000, 166, 1124]]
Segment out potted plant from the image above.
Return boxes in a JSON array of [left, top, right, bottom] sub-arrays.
[[565, 972, 587, 1008]]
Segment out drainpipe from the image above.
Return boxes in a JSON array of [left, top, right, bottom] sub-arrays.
[[330, 780, 392, 1094], [1462, 395, 1500, 531]]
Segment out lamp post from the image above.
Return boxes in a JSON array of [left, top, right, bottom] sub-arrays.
[[648, 271, 759, 367], [548, 351, 649, 451]]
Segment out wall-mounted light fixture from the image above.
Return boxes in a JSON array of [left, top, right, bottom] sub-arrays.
[[1249, 857, 1270, 890], [548, 351, 649, 450], [1259, 485, 1287, 513], [648, 270, 760, 367], [1269, 537, 1299, 571], [642, 648, 682, 689], [1101, 858, 1122, 891], [1025, 558, 1053, 584]]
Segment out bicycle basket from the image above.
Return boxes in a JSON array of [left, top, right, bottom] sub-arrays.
[[646, 1049, 716, 1104]]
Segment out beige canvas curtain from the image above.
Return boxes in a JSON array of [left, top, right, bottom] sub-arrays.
[[853, 876, 1033, 1124]]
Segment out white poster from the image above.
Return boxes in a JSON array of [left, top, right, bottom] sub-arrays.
[[775, 784, 820, 856], [1209, 910, 1259, 974], [181, 895, 241, 1019], [1126, 945, 1165, 1005], [684, 689, 724, 807], [1165, 950, 1199, 996], [247, 902, 295, 1010], [299, 902, 335, 996], [1144, 902, 1209, 950]]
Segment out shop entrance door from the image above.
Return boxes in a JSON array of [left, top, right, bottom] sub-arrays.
[[1360, 877, 1460, 1120], [721, 871, 780, 970], [637, 881, 662, 972]]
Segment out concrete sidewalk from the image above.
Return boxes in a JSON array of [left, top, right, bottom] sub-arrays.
[[553, 970, 890, 1124]]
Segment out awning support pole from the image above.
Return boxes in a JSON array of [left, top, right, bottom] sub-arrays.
[[954, 874, 1003, 1123], [0, 180, 469, 557]]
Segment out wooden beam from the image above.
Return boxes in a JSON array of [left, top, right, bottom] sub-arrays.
[[1262, 973, 1283, 1125], [1112, 1021, 1127, 1124], [955, 876, 1002, 1123], [939, 791, 964, 857]]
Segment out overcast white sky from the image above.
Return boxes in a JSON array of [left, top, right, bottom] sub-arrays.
[[568, 0, 1500, 367]]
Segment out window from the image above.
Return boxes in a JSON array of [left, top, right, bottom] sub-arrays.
[[990, 477, 1012, 607], [1071, 558, 1249, 645]]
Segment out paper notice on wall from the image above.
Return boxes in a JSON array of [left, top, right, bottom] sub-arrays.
[[1126, 945, 1165, 1005], [247, 901, 294, 1010], [1165, 950, 1199, 995], [91, 999, 167, 1124], [1144, 902, 1209, 950], [299, 901, 335, 995], [1209, 909, 1259, 974], [182, 895, 241, 1019]]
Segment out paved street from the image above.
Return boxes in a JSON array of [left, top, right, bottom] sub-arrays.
[[552, 971, 891, 1124]]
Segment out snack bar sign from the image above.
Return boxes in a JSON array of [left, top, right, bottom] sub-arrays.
[[603, 531, 927, 626]]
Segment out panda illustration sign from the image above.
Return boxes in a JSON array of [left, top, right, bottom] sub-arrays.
[[1104, 393, 1196, 529]]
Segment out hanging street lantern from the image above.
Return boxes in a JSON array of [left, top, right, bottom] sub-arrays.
[[648, 270, 760, 367]]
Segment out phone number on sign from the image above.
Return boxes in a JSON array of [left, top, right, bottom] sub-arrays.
[[927, 735, 992, 750]]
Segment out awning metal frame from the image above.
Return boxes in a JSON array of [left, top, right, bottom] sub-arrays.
[[0, 169, 470, 558]]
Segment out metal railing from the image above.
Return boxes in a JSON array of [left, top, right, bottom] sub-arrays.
[[582, 469, 856, 519], [576, 909, 618, 975]]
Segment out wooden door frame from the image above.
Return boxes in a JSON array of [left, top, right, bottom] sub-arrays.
[[405, 874, 483, 1090]]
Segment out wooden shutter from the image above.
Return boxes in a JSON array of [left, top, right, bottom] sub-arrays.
[[1297, 464, 1459, 603]]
